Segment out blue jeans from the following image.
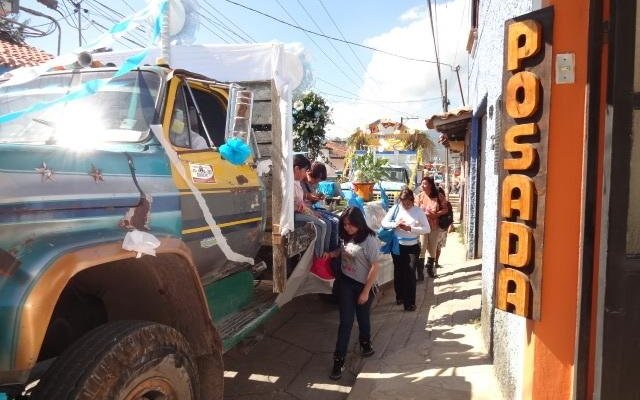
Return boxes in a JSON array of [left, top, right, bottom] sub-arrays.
[[314, 209, 339, 250], [334, 274, 374, 357]]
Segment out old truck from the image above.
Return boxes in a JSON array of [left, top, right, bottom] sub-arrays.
[[0, 47, 310, 399]]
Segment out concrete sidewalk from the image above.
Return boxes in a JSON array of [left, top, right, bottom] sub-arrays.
[[347, 231, 500, 400]]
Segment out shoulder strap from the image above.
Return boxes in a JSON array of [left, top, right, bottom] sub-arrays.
[[391, 204, 400, 222]]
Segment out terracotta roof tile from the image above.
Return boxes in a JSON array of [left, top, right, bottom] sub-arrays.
[[0, 40, 53, 68]]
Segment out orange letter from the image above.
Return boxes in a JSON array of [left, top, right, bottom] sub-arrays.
[[501, 174, 535, 221], [503, 123, 538, 170], [507, 20, 542, 71], [499, 221, 533, 268], [496, 267, 532, 318], [506, 71, 540, 118]]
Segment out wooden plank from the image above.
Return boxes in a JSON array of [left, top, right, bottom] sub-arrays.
[[239, 82, 271, 101], [252, 101, 273, 125], [270, 79, 286, 293], [257, 144, 272, 159], [254, 130, 273, 144]]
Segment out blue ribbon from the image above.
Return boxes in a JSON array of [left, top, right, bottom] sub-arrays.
[[0, 0, 166, 125], [219, 137, 252, 165]]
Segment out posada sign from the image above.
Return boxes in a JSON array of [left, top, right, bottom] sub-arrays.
[[496, 7, 553, 320]]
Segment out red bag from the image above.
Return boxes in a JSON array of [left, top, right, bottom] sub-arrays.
[[310, 256, 334, 280]]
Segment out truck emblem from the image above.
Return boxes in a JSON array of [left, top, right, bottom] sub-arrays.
[[89, 164, 104, 183], [35, 162, 55, 182]]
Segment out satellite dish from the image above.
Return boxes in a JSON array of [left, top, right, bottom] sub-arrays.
[[169, 0, 199, 45]]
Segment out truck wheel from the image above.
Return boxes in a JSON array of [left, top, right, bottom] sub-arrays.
[[31, 320, 198, 400]]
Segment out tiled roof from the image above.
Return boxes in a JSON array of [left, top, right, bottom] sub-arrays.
[[425, 108, 472, 129], [0, 39, 53, 68], [324, 140, 347, 158]]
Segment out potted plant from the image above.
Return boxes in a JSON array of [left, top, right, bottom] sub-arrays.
[[350, 149, 390, 201]]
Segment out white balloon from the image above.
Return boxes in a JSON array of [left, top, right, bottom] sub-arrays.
[[169, 0, 186, 36]]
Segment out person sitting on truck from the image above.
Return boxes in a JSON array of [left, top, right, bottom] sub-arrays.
[[302, 162, 339, 251], [293, 155, 327, 257]]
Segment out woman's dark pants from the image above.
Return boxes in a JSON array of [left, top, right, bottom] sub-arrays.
[[392, 243, 419, 309], [334, 275, 374, 357]]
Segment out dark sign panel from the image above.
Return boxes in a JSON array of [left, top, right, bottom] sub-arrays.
[[495, 7, 553, 320]]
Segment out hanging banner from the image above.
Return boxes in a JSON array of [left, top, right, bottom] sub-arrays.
[[495, 6, 554, 320]]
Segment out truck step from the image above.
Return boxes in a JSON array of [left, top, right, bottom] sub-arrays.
[[215, 281, 277, 350]]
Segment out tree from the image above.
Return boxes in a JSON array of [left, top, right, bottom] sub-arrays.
[[292, 91, 332, 160]]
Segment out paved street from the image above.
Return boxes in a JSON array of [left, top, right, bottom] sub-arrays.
[[223, 230, 499, 400]]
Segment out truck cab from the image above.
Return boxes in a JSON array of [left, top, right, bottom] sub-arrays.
[[0, 62, 300, 399]]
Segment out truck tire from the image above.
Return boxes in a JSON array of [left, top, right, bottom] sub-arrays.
[[31, 320, 199, 400]]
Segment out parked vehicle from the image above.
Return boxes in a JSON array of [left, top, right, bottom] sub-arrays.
[[0, 57, 308, 399]]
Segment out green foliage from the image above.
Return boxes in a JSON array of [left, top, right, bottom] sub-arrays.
[[351, 149, 390, 183], [292, 91, 332, 160]]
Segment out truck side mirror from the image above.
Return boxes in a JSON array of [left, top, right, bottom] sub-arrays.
[[225, 87, 254, 143]]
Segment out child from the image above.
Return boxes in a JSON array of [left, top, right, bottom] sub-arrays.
[[293, 155, 327, 257], [325, 207, 380, 380]]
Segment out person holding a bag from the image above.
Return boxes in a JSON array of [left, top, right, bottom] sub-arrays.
[[324, 207, 380, 381], [415, 176, 446, 279], [381, 189, 430, 311]]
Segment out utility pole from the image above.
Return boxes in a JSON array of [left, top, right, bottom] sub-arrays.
[[455, 65, 466, 106], [160, 0, 170, 64]]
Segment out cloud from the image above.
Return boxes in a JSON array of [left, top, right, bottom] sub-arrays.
[[324, 0, 469, 139]]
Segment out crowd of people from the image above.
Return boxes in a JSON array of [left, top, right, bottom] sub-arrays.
[[291, 155, 453, 381]]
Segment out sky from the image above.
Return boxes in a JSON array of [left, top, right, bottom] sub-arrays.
[[17, 0, 470, 139]]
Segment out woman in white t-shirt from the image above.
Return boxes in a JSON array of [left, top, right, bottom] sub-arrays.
[[381, 188, 430, 312], [324, 206, 379, 381]]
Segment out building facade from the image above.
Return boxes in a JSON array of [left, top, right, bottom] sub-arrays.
[[465, 0, 639, 398]]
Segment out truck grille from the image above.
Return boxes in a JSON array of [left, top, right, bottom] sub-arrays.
[[372, 191, 400, 205]]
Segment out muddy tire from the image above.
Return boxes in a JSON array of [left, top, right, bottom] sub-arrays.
[[31, 320, 199, 400]]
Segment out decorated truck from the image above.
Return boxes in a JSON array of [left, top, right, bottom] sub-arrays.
[[0, 43, 312, 400]]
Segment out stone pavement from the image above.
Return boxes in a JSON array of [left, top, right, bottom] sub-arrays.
[[347, 230, 500, 400], [222, 230, 499, 400]]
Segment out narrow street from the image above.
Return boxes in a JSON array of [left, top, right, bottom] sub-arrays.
[[223, 229, 498, 400]]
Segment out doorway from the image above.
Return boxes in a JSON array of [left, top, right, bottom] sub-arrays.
[[599, 0, 640, 397]]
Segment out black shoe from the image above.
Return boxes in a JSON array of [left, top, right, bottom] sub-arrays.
[[396, 299, 403, 305], [330, 355, 345, 380], [360, 340, 375, 358], [416, 258, 425, 281], [405, 305, 416, 311]]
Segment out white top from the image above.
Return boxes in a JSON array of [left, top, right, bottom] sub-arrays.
[[381, 204, 430, 246]]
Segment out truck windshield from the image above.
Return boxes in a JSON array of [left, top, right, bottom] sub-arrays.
[[385, 168, 406, 182], [0, 70, 161, 145]]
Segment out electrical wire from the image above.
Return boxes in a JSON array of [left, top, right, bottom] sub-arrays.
[[426, 0, 445, 110], [194, 12, 231, 44], [223, 0, 452, 66], [201, 0, 256, 42], [274, 0, 362, 92], [197, 5, 249, 43], [84, 2, 148, 45], [319, 90, 443, 104], [91, 18, 140, 48], [294, 0, 364, 85]]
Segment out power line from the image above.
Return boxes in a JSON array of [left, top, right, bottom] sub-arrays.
[[316, 0, 368, 76], [91, 18, 139, 48], [84, 2, 148, 45], [319, 90, 443, 104], [295, 0, 364, 85], [201, 0, 256, 42], [194, 12, 232, 44], [426, 0, 445, 111], [198, 4, 249, 43], [274, 0, 362, 91], [223, 0, 453, 66]]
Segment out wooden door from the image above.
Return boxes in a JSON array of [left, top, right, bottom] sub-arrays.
[[600, 0, 640, 397]]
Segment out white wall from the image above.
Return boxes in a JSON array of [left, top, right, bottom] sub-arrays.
[[467, 1, 534, 399]]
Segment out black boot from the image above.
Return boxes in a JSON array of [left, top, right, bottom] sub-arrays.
[[426, 257, 437, 278], [416, 257, 425, 281], [360, 340, 375, 357], [330, 354, 345, 380]]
